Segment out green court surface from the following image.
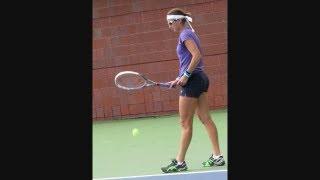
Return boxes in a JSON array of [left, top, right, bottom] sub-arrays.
[[93, 109, 228, 179]]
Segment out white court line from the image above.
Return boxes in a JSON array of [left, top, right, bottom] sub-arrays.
[[93, 169, 228, 180]]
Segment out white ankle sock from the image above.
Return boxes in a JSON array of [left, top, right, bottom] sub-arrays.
[[212, 154, 222, 159], [177, 161, 184, 165]]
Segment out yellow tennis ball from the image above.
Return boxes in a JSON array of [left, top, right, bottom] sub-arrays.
[[132, 128, 139, 136]]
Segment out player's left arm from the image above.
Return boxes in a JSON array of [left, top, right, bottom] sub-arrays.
[[185, 39, 202, 73], [178, 39, 202, 86]]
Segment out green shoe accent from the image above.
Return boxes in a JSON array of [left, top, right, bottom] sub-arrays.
[[202, 158, 214, 167]]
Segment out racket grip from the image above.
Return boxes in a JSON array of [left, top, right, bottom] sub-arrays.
[[158, 82, 175, 88]]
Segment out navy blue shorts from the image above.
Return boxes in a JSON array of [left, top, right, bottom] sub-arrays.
[[180, 71, 210, 98]]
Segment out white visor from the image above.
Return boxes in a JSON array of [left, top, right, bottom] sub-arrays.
[[167, 15, 192, 22]]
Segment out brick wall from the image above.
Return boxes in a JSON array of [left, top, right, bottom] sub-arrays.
[[93, 0, 227, 120]]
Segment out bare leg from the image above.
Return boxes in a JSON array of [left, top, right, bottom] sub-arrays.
[[196, 92, 221, 155], [176, 96, 198, 162]]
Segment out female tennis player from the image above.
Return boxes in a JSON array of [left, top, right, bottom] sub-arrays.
[[161, 8, 225, 173]]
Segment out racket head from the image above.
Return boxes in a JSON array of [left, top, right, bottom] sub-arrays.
[[114, 71, 147, 90]]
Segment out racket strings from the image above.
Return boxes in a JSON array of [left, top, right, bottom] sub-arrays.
[[115, 74, 146, 89]]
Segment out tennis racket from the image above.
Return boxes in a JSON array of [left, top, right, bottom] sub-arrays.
[[114, 71, 173, 90]]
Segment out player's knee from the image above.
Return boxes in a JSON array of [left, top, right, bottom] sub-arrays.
[[179, 119, 193, 131], [198, 113, 212, 125]]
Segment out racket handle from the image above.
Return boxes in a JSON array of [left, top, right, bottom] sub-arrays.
[[157, 82, 175, 88]]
